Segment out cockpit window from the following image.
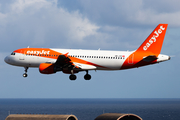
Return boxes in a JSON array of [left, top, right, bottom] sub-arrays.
[[11, 52, 16, 55]]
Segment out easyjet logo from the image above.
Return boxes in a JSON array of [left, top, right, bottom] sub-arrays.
[[27, 50, 50, 54], [143, 25, 165, 51]]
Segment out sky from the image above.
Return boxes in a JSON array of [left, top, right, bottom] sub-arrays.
[[0, 0, 180, 98]]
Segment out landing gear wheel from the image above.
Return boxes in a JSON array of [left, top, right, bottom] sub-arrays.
[[23, 67, 29, 78], [69, 74, 77, 80], [23, 73, 28, 77], [84, 74, 91, 80]]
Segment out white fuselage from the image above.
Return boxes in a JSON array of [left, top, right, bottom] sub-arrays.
[[4, 49, 132, 70], [4, 48, 170, 71]]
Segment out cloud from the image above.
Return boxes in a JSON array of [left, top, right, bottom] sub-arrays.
[[64, 0, 180, 27], [1, 0, 180, 99], [0, 0, 99, 51], [1, 0, 180, 52], [57, 0, 180, 52]]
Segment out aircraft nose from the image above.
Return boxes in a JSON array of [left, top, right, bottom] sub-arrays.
[[4, 56, 11, 64]]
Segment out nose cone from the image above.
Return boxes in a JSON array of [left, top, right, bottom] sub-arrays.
[[4, 56, 11, 64]]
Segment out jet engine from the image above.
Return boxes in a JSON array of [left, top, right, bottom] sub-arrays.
[[39, 63, 56, 74]]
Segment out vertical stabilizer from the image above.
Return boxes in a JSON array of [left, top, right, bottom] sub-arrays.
[[120, 24, 168, 70], [136, 24, 168, 56]]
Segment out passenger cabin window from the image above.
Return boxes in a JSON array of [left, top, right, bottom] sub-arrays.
[[11, 52, 15, 55]]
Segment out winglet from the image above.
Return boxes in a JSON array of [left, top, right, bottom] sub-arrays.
[[136, 24, 168, 56], [64, 52, 69, 57]]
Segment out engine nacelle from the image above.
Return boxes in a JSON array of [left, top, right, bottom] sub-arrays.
[[39, 63, 56, 74]]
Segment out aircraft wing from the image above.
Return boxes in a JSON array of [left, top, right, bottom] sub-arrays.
[[55, 54, 73, 67], [54, 53, 79, 71], [54, 53, 96, 71]]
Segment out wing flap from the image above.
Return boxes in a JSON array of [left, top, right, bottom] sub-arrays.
[[74, 63, 96, 70]]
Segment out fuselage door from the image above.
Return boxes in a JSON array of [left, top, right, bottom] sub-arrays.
[[128, 54, 134, 64], [19, 51, 25, 60]]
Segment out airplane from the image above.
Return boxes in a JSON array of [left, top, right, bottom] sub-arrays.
[[4, 24, 170, 80]]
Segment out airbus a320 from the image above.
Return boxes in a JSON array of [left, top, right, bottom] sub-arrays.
[[4, 24, 170, 80]]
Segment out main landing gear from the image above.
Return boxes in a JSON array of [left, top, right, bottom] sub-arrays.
[[69, 70, 91, 81], [69, 69, 77, 80], [69, 74, 77, 80], [23, 67, 28, 78], [84, 71, 91, 80]]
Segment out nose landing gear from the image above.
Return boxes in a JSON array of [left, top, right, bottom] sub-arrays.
[[23, 67, 28, 78]]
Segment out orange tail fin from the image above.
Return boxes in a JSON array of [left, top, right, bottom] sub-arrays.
[[136, 24, 168, 56]]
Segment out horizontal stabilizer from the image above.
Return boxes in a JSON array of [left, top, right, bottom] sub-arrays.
[[143, 55, 157, 62]]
